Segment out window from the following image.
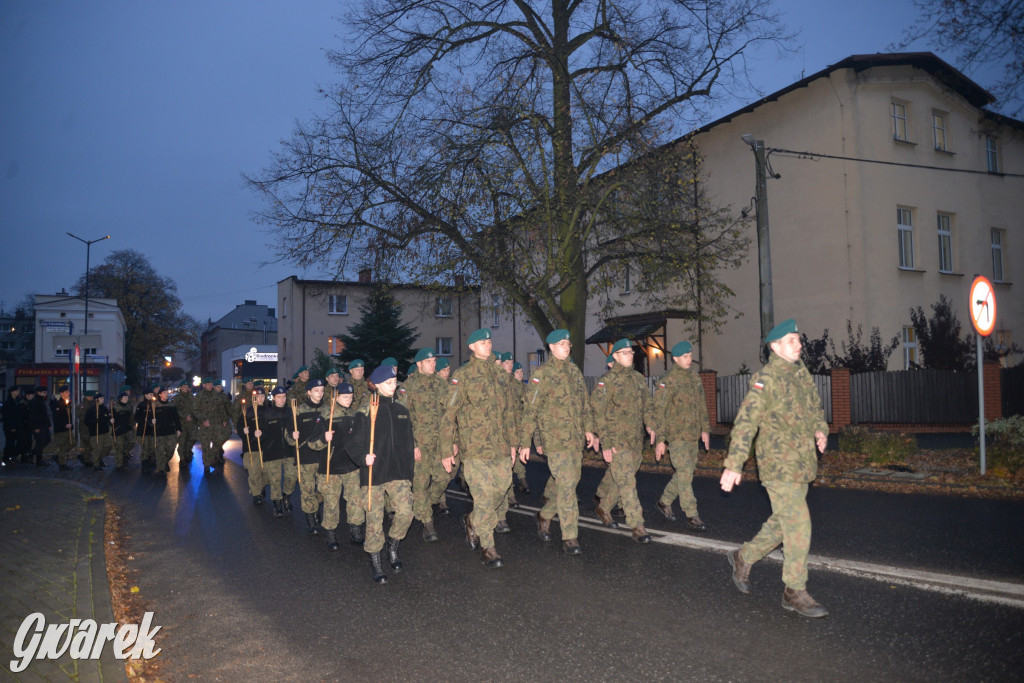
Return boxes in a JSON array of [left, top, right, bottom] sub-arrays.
[[937, 213, 953, 273], [902, 326, 918, 369], [932, 112, 947, 151], [623, 265, 632, 294], [282, 297, 288, 318], [435, 296, 453, 318], [327, 336, 344, 355], [986, 137, 999, 172], [60, 347, 97, 357], [898, 207, 914, 269], [892, 102, 908, 141], [992, 228, 1005, 282], [328, 294, 347, 315], [1, 341, 15, 351], [436, 337, 453, 356], [491, 297, 500, 327]]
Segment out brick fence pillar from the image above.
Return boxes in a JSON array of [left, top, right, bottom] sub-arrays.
[[983, 361, 1002, 422], [830, 367, 851, 433], [699, 370, 718, 430]]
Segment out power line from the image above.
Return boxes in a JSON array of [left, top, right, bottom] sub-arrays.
[[768, 148, 1024, 179]]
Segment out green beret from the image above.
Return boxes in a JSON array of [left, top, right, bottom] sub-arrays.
[[407, 365, 417, 375], [381, 357, 398, 367], [765, 318, 799, 344], [671, 341, 692, 357], [467, 328, 491, 345], [545, 329, 570, 344], [349, 359, 365, 369], [492, 351, 501, 360], [242, 376, 253, 384], [298, 365, 308, 373], [610, 338, 631, 354], [435, 357, 450, 370], [253, 379, 264, 387], [178, 380, 190, 388], [513, 362, 522, 372], [202, 376, 214, 384], [500, 351, 512, 362], [85, 390, 97, 398], [606, 354, 615, 364], [326, 367, 341, 378], [118, 385, 132, 394], [414, 348, 435, 362]]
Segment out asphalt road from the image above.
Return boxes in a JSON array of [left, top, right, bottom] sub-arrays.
[[100, 439, 1023, 681]]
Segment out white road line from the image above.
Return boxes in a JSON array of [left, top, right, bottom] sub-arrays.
[[447, 492, 1024, 609]]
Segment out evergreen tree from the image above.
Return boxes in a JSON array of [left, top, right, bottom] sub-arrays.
[[334, 287, 419, 376], [909, 295, 974, 370]]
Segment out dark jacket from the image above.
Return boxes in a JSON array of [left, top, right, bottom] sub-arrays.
[[84, 403, 111, 437], [27, 395, 51, 432], [256, 402, 289, 462], [134, 399, 154, 437], [152, 400, 181, 437], [349, 394, 415, 487], [318, 405, 357, 475], [50, 397, 73, 434], [111, 400, 134, 436]]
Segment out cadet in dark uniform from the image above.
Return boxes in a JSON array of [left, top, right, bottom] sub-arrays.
[[50, 385, 74, 470], [2, 386, 22, 466], [286, 377, 329, 534], [315, 383, 358, 550], [27, 386, 52, 466], [721, 319, 829, 618], [150, 386, 182, 474], [84, 392, 113, 471], [260, 387, 296, 517], [135, 387, 157, 473], [111, 387, 135, 471]]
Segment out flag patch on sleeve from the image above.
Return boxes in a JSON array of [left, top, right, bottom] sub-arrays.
[[753, 380, 764, 391], [531, 377, 540, 383], [658, 383, 666, 388], [451, 378, 458, 385], [597, 381, 605, 387]]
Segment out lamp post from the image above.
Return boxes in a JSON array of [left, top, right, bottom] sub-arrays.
[[741, 134, 775, 362], [67, 233, 110, 404]]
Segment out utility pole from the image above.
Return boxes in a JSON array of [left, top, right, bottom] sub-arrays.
[[741, 135, 774, 362], [67, 233, 110, 406]]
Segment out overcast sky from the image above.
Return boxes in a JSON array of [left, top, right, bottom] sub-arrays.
[[0, 0, 1000, 324]]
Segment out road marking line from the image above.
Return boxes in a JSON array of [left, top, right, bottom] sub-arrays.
[[447, 492, 1024, 608]]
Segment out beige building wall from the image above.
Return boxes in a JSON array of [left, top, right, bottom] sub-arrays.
[[277, 276, 482, 378]]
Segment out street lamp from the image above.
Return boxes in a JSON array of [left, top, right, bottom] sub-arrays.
[[740, 135, 777, 361], [66, 233, 110, 335]]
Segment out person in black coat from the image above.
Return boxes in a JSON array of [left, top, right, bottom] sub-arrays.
[[2, 386, 23, 465], [50, 385, 74, 471], [27, 386, 52, 466]]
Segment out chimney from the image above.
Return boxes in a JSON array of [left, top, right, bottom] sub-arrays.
[[358, 268, 372, 284]]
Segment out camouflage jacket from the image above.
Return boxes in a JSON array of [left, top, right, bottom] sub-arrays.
[[589, 363, 653, 452], [286, 378, 308, 405], [173, 390, 196, 424], [502, 372, 523, 442], [230, 389, 255, 424], [194, 388, 229, 426], [652, 365, 710, 444], [723, 353, 828, 483], [519, 357, 593, 454], [398, 371, 447, 450], [348, 378, 369, 411], [442, 355, 515, 461]]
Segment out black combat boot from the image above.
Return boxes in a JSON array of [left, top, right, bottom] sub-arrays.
[[387, 537, 403, 571], [305, 512, 319, 535], [282, 496, 293, 512], [314, 504, 323, 525], [325, 529, 339, 551], [252, 494, 264, 506], [272, 499, 285, 518], [369, 551, 387, 584], [422, 521, 439, 542], [349, 523, 365, 545]]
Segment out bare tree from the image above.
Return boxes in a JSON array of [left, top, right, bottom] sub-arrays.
[[895, 0, 1023, 116], [248, 0, 784, 362]]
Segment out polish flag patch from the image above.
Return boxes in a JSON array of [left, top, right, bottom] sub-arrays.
[[658, 383, 666, 388], [451, 378, 458, 385], [753, 380, 764, 391], [597, 381, 605, 387]]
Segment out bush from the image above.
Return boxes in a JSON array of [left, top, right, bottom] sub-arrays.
[[838, 425, 872, 454], [838, 425, 917, 466], [973, 416, 1024, 474]]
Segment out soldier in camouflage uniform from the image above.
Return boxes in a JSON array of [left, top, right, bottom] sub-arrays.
[[721, 319, 829, 618], [653, 341, 711, 531], [172, 380, 197, 467], [134, 388, 156, 472], [150, 386, 182, 474], [589, 338, 655, 543], [398, 348, 449, 542], [287, 365, 310, 404], [286, 377, 329, 535], [230, 377, 255, 427], [260, 387, 297, 517], [501, 352, 530, 502], [195, 378, 231, 471], [442, 328, 517, 568], [518, 330, 597, 555], [349, 365, 415, 584], [77, 391, 94, 467], [237, 387, 269, 503], [111, 387, 136, 471], [51, 385, 75, 470], [83, 393, 113, 471], [315, 383, 360, 549], [347, 360, 369, 410]]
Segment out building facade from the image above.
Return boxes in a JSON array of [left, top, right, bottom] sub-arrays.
[[199, 300, 278, 379]]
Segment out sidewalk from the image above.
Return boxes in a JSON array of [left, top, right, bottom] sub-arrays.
[[0, 477, 126, 682]]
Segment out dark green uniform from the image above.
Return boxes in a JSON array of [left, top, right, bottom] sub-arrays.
[[398, 371, 450, 524], [653, 365, 710, 518], [195, 387, 231, 468], [172, 387, 198, 466]]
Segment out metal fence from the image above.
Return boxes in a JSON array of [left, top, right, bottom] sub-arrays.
[[850, 370, 976, 423], [716, 373, 831, 423]]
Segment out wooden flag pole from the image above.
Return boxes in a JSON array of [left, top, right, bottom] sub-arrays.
[[290, 398, 302, 484], [366, 392, 379, 510]]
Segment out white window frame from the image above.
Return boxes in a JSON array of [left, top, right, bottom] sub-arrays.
[[435, 296, 453, 318], [902, 326, 919, 369], [491, 297, 500, 328], [892, 102, 908, 142], [992, 228, 1005, 282], [986, 137, 999, 173], [436, 337, 453, 356], [622, 264, 631, 294], [898, 207, 915, 269], [328, 294, 347, 315], [937, 213, 953, 273], [932, 112, 947, 151]]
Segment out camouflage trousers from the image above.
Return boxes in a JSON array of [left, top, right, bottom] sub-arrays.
[[53, 431, 75, 465], [79, 427, 92, 464], [264, 458, 297, 501], [658, 440, 700, 516], [539, 451, 583, 540], [297, 463, 322, 513], [597, 447, 644, 529], [177, 421, 198, 465], [154, 435, 178, 473], [243, 452, 268, 496], [361, 480, 413, 554], [740, 482, 811, 590], [317, 470, 365, 530], [88, 433, 113, 466], [138, 433, 156, 465], [197, 423, 231, 467], [465, 458, 513, 550], [112, 432, 136, 468], [413, 442, 450, 523]]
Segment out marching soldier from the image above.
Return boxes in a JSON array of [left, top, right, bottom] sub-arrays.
[[135, 387, 157, 473], [441, 328, 517, 569], [173, 380, 198, 467], [518, 329, 597, 555], [27, 386, 51, 467], [653, 341, 711, 530], [260, 387, 297, 518], [150, 386, 182, 474], [111, 387, 136, 471], [83, 392, 113, 471], [195, 377, 231, 472], [286, 377, 329, 534], [77, 390, 95, 467], [589, 338, 655, 543], [315, 383, 359, 550], [398, 348, 448, 542], [230, 377, 255, 426], [238, 387, 269, 503], [50, 385, 74, 471], [720, 319, 830, 618], [347, 360, 369, 409], [501, 352, 530, 499], [349, 365, 416, 584], [287, 366, 310, 403]]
